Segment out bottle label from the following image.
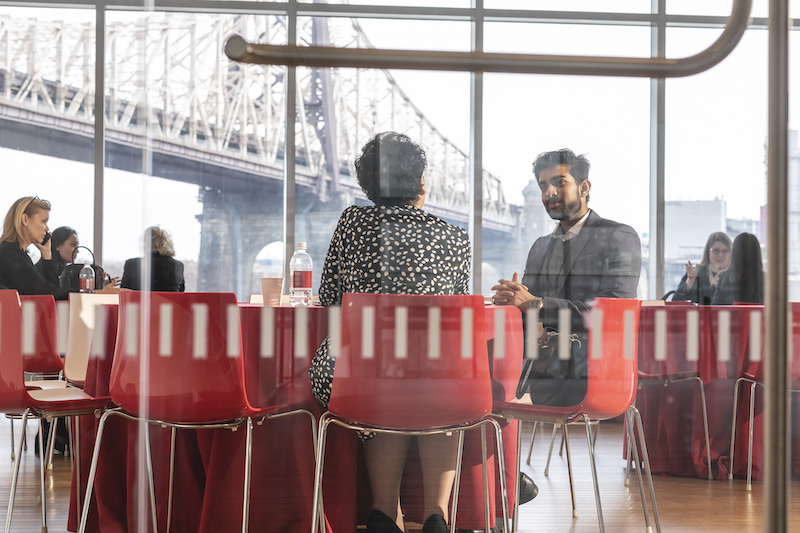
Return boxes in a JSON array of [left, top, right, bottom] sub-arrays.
[[292, 270, 312, 289], [80, 278, 95, 292]]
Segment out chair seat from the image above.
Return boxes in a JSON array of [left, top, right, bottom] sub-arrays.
[[25, 380, 68, 390]]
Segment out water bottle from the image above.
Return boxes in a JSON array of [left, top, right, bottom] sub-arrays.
[[289, 242, 313, 307], [79, 263, 95, 293]]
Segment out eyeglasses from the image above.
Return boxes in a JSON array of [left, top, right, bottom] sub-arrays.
[[24, 196, 50, 212], [710, 248, 730, 255]]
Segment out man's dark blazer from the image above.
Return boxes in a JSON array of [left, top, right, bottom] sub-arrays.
[[121, 254, 185, 292], [520, 209, 641, 405]]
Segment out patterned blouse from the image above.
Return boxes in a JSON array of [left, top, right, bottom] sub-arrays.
[[319, 204, 471, 305]]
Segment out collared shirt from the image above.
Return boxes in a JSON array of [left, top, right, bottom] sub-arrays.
[[550, 209, 592, 242]]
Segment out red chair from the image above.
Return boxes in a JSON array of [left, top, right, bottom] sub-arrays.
[[311, 293, 508, 533], [77, 291, 316, 533], [634, 304, 713, 480], [0, 290, 112, 533], [493, 298, 659, 533], [6, 295, 65, 460]]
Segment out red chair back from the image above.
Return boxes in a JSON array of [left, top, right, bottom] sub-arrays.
[[637, 305, 702, 380], [791, 303, 800, 387], [110, 291, 247, 424], [329, 293, 490, 429], [581, 297, 642, 420], [0, 290, 27, 413], [19, 294, 63, 374]]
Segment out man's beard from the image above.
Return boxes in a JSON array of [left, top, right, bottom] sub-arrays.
[[546, 197, 582, 221]]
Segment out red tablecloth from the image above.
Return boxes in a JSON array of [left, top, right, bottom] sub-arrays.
[[634, 304, 766, 480], [68, 303, 524, 532]]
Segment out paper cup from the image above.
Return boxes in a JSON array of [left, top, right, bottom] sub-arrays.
[[261, 278, 284, 307]]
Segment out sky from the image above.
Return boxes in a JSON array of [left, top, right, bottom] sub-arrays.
[[2, 1, 798, 269]]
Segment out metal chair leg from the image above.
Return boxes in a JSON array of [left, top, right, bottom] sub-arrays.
[[450, 430, 466, 533], [561, 421, 577, 519], [78, 410, 115, 533], [489, 418, 510, 533], [310, 414, 331, 533], [525, 421, 538, 465], [695, 378, 713, 480], [480, 425, 491, 533], [242, 419, 253, 533], [143, 425, 159, 533], [583, 415, 604, 533], [631, 406, 661, 533], [512, 420, 522, 533], [5, 409, 30, 533], [544, 423, 558, 476], [9, 419, 14, 461], [746, 381, 758, 491], [38, 419, 47, 531], [729, 377, 745, 480], [167, 426, 177, 533], [625, 410, 652, 533]]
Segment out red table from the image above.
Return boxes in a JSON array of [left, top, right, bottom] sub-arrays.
[[68, 303, 524, 532], [634, 304, 766, 480]]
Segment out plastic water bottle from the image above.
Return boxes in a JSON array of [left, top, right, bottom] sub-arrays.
[[79, 263, 95, 293], [289, 242, 313, 307]]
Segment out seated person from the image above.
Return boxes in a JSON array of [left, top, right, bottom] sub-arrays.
[[712, 232, 764, 305], [121, 226, 185, 292], [309, 132, 470, 533], [674, 232, 731, 304], [0, 196, 118, 299], [46, 226, 79, 277]]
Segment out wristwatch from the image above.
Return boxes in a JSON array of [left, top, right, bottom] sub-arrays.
[[528, 296, 544, 312]]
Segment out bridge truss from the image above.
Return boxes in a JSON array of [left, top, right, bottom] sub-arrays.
[[0, 11, 514, 227]]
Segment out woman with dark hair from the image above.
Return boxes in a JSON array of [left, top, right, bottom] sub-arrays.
[[309, 132, 471, 533], [0, 197, 118, 299], [50, 226, 79, 276], [674, 232, 732, 304], [121, 226, 185, 292], [711, 232, 765, 305]]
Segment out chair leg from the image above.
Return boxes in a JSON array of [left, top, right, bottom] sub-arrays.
[[242, 419, 253, 533], [38, 420, 47, 531], [480, 425, 491, 533], [310, 414, 332, 533], [525, 421, 538, 466], [559, 426, 566, 456], [143, 424, 159, 533], [624, 410, 652, 533], [544, 424, 558, 476], [561, 422, 577, 519], [46, 418, 57, 471], [5, 409, 30, 533], [167, 426, 177, 533], [9, 419, 14, 461], [583, 415, 604, 533], [729, 377, 745, 480], [695, 378, 713, 480], [512, 420, 522, 533], [630, 406, 661, 533], [746, 382, 758, 491], [489, 419, 510, 533], [450, 430, 466, 533], [79, 410, 115, 533]]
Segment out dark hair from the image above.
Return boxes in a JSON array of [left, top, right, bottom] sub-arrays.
[[727, 232, 764, 303], [699, 231, 732, 267], [354, 132, 427, 206], [51, 226, 78, 269], [532, 149, 591, 184]]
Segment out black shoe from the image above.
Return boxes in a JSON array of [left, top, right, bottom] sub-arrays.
[[422, 514, 447, 533], [519, 472, 538, 504], [366, 509, 403, 533]]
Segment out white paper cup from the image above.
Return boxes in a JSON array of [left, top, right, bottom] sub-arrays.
[[260, 278, 284, 307]]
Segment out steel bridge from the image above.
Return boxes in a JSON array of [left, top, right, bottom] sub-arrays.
[[0, 11, 541, 295]]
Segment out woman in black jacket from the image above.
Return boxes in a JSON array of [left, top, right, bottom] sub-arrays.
[[674, 232, 731, 304], [712, 232, 765, 305], [121, 226, 185, 292]]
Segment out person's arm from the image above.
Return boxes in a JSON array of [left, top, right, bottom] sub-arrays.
[[175, 260, 185, 292], [538, 224, 641, 329], [455, 229, 471, 296], [0, 243, 71, 300], [318, 209, 348, 307]]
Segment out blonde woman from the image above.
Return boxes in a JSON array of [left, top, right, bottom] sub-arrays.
[[0, 196, 118, 299], [121, 226, 185, 292]]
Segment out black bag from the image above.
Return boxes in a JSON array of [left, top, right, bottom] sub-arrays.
[[515, 328, 589, 407], [59, 246, 108, 292]]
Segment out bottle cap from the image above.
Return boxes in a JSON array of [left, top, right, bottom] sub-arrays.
[[297, 242, 307, 250]]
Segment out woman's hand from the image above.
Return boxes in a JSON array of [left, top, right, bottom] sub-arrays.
[[684, 261, 698, 290], [32, 234, 52, 260], [97, 284, 120, 294]]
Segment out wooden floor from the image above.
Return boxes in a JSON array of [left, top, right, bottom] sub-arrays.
[[0, 418, 794, 532]]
